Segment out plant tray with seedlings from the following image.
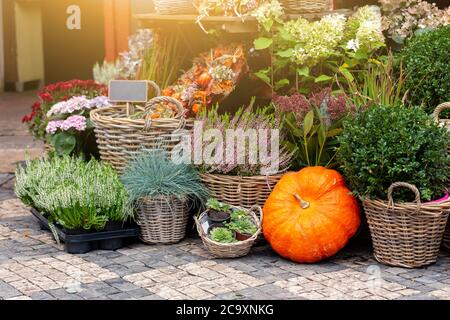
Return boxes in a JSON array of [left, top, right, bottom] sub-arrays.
[[31, 209, 139, 254]]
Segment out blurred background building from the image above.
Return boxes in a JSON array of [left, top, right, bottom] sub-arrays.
[[0, 0, 448, 93]]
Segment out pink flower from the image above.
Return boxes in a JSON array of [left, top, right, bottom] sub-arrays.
[[45, 116, 86, 135], [46, 120, 64, 134]]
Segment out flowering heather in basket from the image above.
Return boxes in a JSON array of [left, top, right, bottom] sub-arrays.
[[194, 99, 292, 176], [22, 80, 107, 140]]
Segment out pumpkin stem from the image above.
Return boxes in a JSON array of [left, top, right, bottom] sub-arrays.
[[294, 193, 310, 209]]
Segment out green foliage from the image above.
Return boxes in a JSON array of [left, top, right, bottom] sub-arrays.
[[206, 198, 231, 213], [210, 227, 237, 243], [15, 157, 131, 231], [121, 149, 208, 204], [337, 105, 450, 202], [400, 26, 450, 113], [338, 53, 407, 108], [253, 6, 386, 94], [226, 212, 257, 236]]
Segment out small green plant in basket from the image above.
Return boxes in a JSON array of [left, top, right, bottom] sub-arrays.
[[210, 227, 237, 244]]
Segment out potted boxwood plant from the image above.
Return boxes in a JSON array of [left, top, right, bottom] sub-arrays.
[[338, 104, 450, 268]]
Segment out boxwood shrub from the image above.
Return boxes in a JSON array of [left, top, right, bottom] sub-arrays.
[[400, 25, 450, 114], [337, 105, 449, 202]]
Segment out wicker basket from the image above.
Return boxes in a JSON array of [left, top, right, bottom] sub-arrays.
[[154, 0, 196, 14], [90, 91, 186, 173], [363, 182, 450, 268], [432, 102, 450, 251], [281, 0, 333, 14], [137, 195, 189, 244], [200, 173, 283, 209], [195, 205, 262, 258]]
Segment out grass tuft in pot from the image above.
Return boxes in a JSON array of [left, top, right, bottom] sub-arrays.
[[121, 148, 208, 205]]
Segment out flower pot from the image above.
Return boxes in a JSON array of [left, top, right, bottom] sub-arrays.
[[104, 220, 124, 231], [207, 210, 231, 224], [235, 231, 253, 242]]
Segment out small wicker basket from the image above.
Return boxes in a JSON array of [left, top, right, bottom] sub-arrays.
[[363, 182, 450, 268], [200, 173, 283, 209], [432, 102, 450, 251], [195, 205, 262, 258], [154, 0, 196, 15], [91, 84, 186, 173], [137, 195, 190, 244], [281, 0, 333, 14]]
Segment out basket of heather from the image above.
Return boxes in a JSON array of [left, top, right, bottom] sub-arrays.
[[195, 99, 292, 209]]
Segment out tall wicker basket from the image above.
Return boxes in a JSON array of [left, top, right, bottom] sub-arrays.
[[281, 0, 333, 14], [90, 94, 186, 173], [432, 102, 450, 251], [137, 195, 189, 244], [363, 182, 450, 268], [200, 173, 283, 209]]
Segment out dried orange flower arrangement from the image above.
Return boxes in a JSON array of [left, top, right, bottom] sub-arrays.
[[162, 45, 248, 117]]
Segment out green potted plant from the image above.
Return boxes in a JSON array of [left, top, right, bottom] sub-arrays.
[[206, 198, 232, 224], [121, 148, 208, 244], [226, 210, 258, 241], [209, 227, 237, 244], [338, 104, 450, 268]]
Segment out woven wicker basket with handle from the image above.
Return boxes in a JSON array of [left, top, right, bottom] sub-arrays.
[[432, 102, 450, 251], [195, 205, 262, 258], [90, 81, 186, 173], [363, 182, 450, 268]]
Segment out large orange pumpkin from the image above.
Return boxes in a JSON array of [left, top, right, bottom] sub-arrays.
[[263, 166, 360, 263]]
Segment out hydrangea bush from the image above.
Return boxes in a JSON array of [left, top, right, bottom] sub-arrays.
[[253, 3, 386, 93]]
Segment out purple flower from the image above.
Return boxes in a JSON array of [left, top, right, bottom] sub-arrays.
[[45, 116, 87, 135], [89, 96, 111, 109], [45, 120, 64, 134]]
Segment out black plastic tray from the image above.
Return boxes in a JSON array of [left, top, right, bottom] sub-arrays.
[[31, 208, 139, 254]]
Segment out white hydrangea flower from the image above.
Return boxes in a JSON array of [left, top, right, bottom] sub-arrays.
[[346, 39, 360, 52]]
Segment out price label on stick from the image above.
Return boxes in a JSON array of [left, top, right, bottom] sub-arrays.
[[108, 80, 149, 116]]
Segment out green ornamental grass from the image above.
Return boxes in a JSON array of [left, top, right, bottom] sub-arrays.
[[121, 149, 209, 205]]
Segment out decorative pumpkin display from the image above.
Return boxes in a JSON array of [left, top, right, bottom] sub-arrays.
[[263, 166, 360, 263]]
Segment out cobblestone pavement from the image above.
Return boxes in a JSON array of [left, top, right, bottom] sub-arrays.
[[1, 185, 450, 300]]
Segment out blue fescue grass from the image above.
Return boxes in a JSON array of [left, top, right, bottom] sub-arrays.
[[121, 149, 209, 205]]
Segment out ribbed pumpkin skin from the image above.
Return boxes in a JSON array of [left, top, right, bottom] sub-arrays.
[[263, 167, 360, 263]]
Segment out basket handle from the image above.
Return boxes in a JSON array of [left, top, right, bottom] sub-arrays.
[[387, 182, 421, 209], [432, 102, 450, 123], [142, 96, 186, 131], [248, 205, 263, 240]]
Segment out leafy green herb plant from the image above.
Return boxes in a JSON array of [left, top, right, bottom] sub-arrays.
[[206, 198, 231, 213]]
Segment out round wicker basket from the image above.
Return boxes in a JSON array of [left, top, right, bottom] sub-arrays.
[[195, 205, 262, 258], [200, 173, 283, 209], [281, 0, 333, 14], [363, 182, 450, 268], [137, 195, 190, 244], [432, 102, 450, 251], [90, 92, 186, 173]]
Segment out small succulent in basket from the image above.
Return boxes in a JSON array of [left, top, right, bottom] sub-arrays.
[[209, 227, 237, 244], [206, 198, 232, 223], [226, 212, 258, 241]]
